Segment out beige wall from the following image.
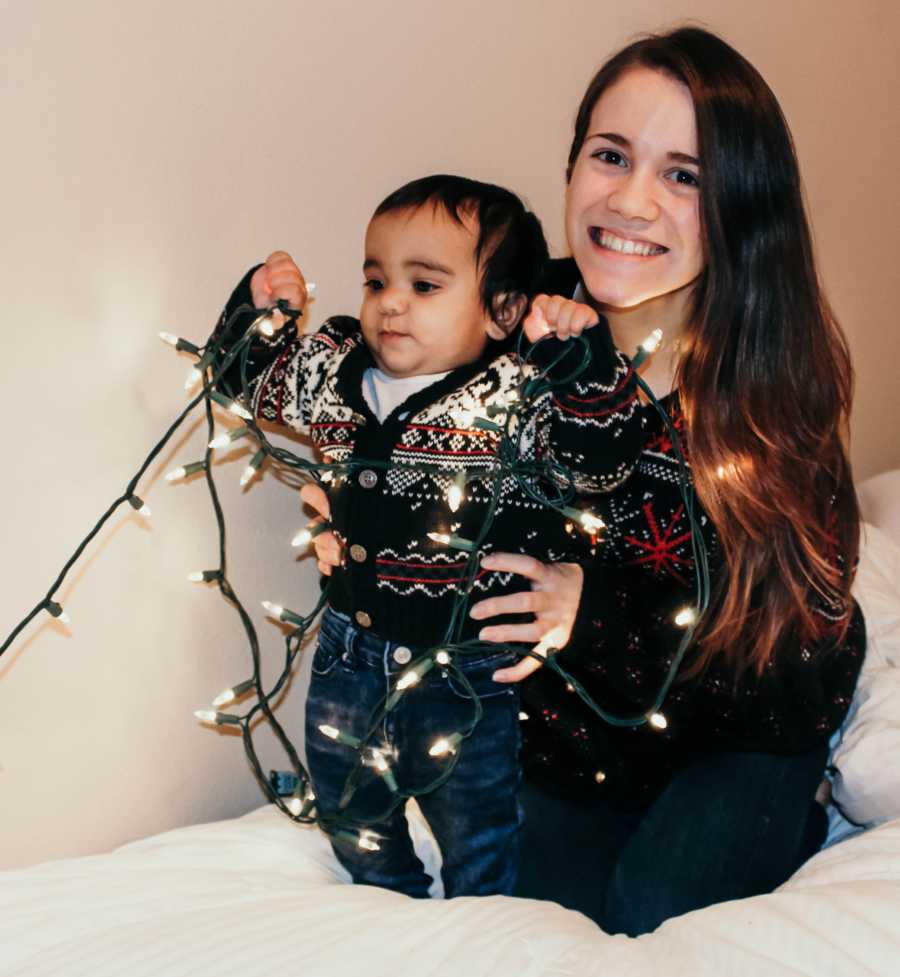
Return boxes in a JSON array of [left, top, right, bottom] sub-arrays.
[[1, 0, 897, 869]]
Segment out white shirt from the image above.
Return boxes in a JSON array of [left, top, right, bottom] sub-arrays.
[[361, 367, 450, 423]]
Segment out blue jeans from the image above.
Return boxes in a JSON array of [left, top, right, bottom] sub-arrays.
[[516, 744, 830, 935], [305, 607, 522, 898]]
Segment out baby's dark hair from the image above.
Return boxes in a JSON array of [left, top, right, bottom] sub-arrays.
[[372, 174, 549, 328]]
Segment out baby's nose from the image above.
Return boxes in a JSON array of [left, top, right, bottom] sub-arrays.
[[378, 287, 407, 315]]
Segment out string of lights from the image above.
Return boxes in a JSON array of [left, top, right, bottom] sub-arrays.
[[1, 299, 710, 850]]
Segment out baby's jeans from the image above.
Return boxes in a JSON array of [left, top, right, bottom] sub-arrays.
[[305, 606, 522, 898]]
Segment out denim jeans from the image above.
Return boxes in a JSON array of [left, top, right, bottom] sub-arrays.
[[305, 607, 522, 898], [515, 743, 830, 935]]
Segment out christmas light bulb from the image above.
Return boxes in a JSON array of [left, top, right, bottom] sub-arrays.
[[184, 367, 203, 390], [519, 711, 529, 721], [292, 528, 312, 548], [317, 724, 361, 747], [262, 600, 284, 618], [447, 472, 466, 513], [305, 281, 317, 297], [46, 601, 70, 624], [194, 709, 217, 723], [397, 669, 421, 691], [580, 511, 605, 533], [320, 470, 334, 483], [239, 449, 266, 487], [648, 712, 668, 730], [165, 461, 205, 482], [188, 570, 219, 583], [212, 678, 254, 708], [427, 532, 476, 552], [210, 390, 253, 420], [358, 832, 381, 852], [257, 316, 275, 338], [127, 495, 151, 517], [287, 796, 303, 816], [428, 532, 451, 545], [435, 650, 450, 666], [428, 733, 463, 757], [318, 724, 339, 740], [194, 709, 240, 727], [159, 332, 179, 347], [640, 329, 664, 354], [208, 426, 250, 450], [261, 600, 304, 626], [674, 607, 697, 627]]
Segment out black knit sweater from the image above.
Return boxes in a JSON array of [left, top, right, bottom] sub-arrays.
[[213, 267, 645, 648], [519, 259, 867, 810]]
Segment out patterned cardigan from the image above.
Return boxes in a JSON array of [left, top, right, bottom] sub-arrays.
[[213, 267, 645, 647]]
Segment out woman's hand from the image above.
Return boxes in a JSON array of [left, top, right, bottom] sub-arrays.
[[299, 482, 344, 575], [470, 553, 584, 683], [250, 250, 309, 331], [523, 293, 599, 343]]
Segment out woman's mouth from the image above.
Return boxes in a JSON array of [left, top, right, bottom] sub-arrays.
[[589, 227, 668, 257]]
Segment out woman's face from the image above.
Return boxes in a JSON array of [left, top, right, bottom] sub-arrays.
[[565, 67, 704, 315]]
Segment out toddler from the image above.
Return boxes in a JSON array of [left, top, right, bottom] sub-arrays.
[[212, 175, 643, 898]]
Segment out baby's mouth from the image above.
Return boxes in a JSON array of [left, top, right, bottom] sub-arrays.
[[589, 227, 668, 257]]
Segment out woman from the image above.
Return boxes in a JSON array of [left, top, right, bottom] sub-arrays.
[[306, 27, 865, 934], [470, 27, 866, 933]]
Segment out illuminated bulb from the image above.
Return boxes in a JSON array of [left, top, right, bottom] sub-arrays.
[[257, 316, 275, 338], [397, 669, 421, 691], [428, 532, 450, 545], [58, 610, 71, 624], [287, 797, 303, 816], [194, 709, 217, 723], [187, 570, 219, 583], [594, 770, 607, 784], [239, 449, 266, 487], [566, 683, 575, 693], [292, 528, 312, 548], [318, 724, 340, 740], [649, 712, 668, 730], [447, 483, 464, 512], [239, 465, 256, 487], [674, 607, 697, 627], [166, 467, 187, 482], [47, 601, 71, 624], [128, 495, 151, 517], [640, 329, 664, 353], [209, 427, 250, 450], [369, 750, 389, 773], [519, 711, 529, 721], [358, 832, 380, 852], [320, 470, 334, 483], [213, 688, 235, 707], [306, 281, 317, 297], [426, 531, 476, 552], [428, 733, 463, 757], [184, 367, 203, 390], [229, 401, 253, 421], [165, 461, 205, 483], [262, 600, 284, 618], [580, 512, 605, 533], [159, 332, 179, 347], [435, 650, 450, 666]]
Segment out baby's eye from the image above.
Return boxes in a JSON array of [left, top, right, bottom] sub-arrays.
[[592, 149, 627, 167], [413, 281, 439, 294], [363, 278, 384, 291], [666, 168, 699, 188]]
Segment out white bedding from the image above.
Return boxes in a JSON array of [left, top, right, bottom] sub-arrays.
[[1, 803, 899, 977], [3, 484, 900, 976]]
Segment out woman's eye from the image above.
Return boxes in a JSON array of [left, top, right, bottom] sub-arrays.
[[363, 279, 384, 291], [667, 169, 699, 188], [413, 281, 438, 294], [592, 149, 626, 167]]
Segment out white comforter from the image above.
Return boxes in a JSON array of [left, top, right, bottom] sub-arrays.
[[2, 803, 899, 977]]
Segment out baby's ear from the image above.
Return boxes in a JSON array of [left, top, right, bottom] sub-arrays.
[[486, 292, 528, 340]]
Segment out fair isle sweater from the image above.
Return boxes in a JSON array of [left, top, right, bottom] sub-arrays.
[[213, 267, 645, 648], [519, 259, 867, 810]]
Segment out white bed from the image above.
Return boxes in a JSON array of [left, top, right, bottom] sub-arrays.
[[3, 474, 900, 977]]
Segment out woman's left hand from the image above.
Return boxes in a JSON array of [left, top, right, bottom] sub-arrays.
[[469, 553, 584, 683]]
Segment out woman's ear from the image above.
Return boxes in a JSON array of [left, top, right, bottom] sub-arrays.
[[486, 292, 528, 340]]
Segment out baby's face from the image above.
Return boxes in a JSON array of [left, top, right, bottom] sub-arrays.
[[360, 205, 501, 378]]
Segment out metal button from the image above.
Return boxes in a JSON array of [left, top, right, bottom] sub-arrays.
[[354, 610, 372, 628], [349, 544, 367, 563], [358, 469, 378, 489], [392, 646, 412, 665]]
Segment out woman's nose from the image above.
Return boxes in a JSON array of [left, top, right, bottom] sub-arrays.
[[608, 168, 660, 223]]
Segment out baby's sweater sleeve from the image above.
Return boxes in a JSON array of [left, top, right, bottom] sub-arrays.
[[210, 265, 360, 431], [531, 319, 645, 493]]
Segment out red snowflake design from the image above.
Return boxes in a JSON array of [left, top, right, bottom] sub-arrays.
[[644, 408, 686, 457], [623, 502, 693, 583]]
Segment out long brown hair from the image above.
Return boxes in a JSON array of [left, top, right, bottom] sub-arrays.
[[568, 27, 859, 678]]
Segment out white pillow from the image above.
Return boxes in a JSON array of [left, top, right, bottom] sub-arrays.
[[828, 522, 900, 829]]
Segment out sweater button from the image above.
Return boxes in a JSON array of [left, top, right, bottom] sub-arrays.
[[354, 611, 372, 628], [358, 469, 378, 489], [349, 544, 367, 563], [393, 646, 412, 665]]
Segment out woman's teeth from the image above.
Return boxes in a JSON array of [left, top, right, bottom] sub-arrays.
[[591, 227, 666, 257]]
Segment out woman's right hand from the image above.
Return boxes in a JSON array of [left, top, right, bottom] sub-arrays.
[[250, 251, 309, 329], [299, 482, 343, 575]]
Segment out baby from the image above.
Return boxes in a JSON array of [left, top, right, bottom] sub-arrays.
[[212, 174, 642, 899]]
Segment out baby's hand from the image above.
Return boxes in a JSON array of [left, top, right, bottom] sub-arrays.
[[522, 294, 599, 343], [250, 251, 309, 330]]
